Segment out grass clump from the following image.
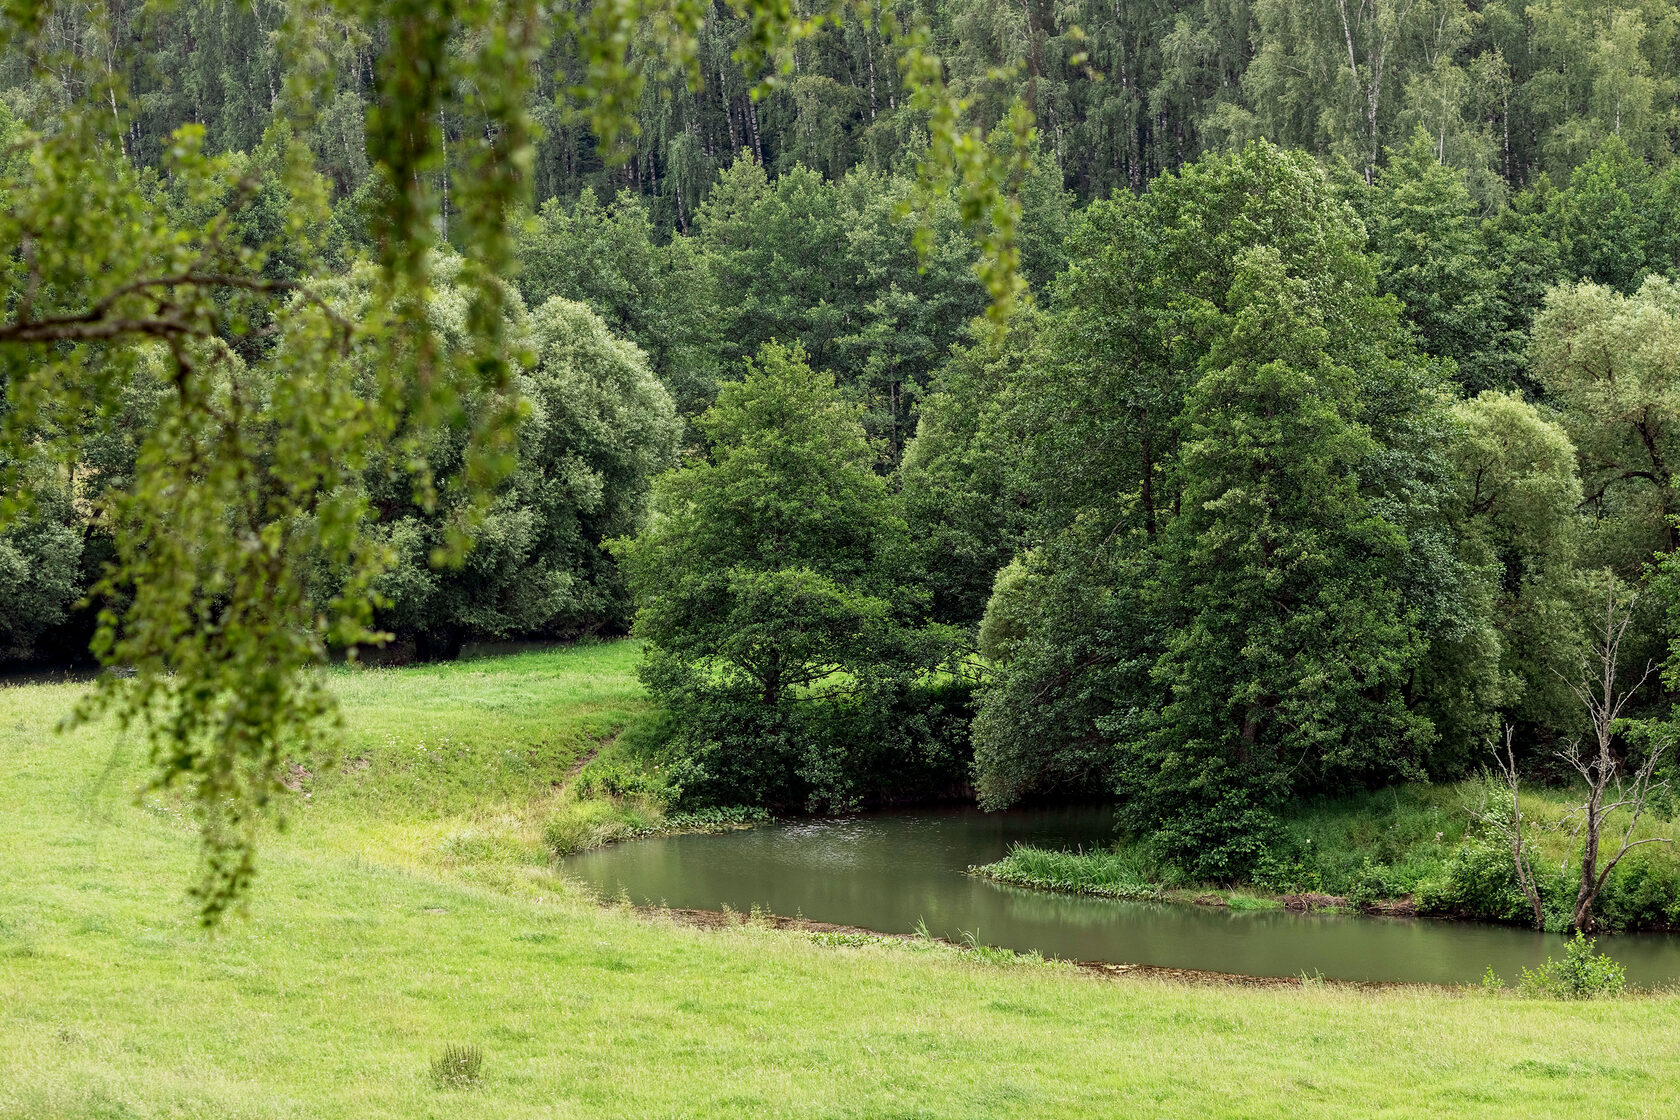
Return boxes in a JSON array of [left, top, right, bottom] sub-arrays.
[[438, 827, 533, 865], [541, 800, 769, 858], [1224, 893, 1284, 912], [806, 929, 1073, 970], [542, 796, 665, 857], [429, 1043, 484, 1089], [978, 844, 1165, 901]]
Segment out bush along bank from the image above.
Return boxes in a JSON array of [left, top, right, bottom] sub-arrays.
[[974, 783, 1680, 933], [545, 676, 975, 860]]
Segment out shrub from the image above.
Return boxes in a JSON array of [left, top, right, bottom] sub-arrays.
[[1251, 842, 1320, 894], [430, 1043, 484, 1089], [1517, 934, 1626, 1000], [1593, 853, 1680, 931], [1412, 832, 1534, 923], [663, 805, 771, 830], [574, 755, 669, 800], [1346, 858, 1391, 909], [660, 679, 975, 812]]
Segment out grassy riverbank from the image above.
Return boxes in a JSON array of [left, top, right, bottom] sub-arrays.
[[7, 643, 1680, 1118], [978, 784, 1680, 931]]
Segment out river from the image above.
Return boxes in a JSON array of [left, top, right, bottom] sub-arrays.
[[562, 806, 1680, 986]]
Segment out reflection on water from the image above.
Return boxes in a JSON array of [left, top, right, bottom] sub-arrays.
[[563, 806, 1680, 986]]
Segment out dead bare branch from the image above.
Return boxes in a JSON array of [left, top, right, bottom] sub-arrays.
[[1487, 723, 1546, 931], [1551, 575, 1674, 932]]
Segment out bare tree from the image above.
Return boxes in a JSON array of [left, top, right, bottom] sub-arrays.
[[1555, 580, 1673, 933], [1485, 724, 1547, 931]]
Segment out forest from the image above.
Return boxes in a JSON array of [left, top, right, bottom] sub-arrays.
[[7, 0, 1680, 934]]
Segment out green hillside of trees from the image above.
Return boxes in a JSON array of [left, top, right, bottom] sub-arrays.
[[8, 0, 1680, 920]]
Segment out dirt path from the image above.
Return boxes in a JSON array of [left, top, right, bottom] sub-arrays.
[[558, 735, 612, 790], [561, 748, 599, 787]]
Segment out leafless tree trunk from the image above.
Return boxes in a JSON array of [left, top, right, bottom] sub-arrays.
[[1486, 724, 1547, 931], [1556, 579, 1672, 932]]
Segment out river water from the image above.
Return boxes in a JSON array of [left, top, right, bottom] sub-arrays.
[[562, 806, 1680, 986]]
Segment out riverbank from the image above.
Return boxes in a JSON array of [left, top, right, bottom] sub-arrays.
[[974, 783, 1680, 933], [8, 641, 1680, 1117], [638, 902, 1425, 989]]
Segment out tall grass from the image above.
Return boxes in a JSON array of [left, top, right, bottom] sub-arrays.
[[981, 845, 1166, 900]]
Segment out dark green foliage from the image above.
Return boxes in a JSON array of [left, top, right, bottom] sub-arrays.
[[515, 190, 720, 420], [1362, 133, 1520, 393], [899, 315, 1038, 627], [1552, 141, 1667, 294], [974, 144, 1471, 877], [0, 458, 81, 661], [970, 538, 1157, 808], [368, 291, 680, 652], [695, 157, 989, 459], [615, 342, 964, 810], [617, 341, 916, 706], [1125, 248, 1433, 876], [661, 679, 975, 811]]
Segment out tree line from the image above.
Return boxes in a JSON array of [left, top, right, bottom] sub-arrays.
[[10, 0, 1680, 228], [0, 0, 1035, 918], [598, 139, 1680, 876]]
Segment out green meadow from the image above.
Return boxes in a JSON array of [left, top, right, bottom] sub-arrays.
[[3, 641, 1679, 1119]]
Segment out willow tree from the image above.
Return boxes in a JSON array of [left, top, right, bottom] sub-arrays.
[[1532, 276, 1680, 570], [0, 0, 1032, 922]]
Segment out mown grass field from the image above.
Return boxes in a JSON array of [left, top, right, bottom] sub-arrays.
[[4, 641, 1680, 1119]]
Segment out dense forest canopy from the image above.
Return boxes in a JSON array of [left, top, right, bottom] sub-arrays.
[[7, 0, 1680, 918], [12, 0, 1679, 222]]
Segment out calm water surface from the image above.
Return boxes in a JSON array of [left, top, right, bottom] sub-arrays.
[[564, 806, 1680, 986]]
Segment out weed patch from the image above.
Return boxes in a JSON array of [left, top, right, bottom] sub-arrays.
[[430, 1043, 484, 1089]]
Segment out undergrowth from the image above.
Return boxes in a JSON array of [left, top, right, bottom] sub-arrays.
[[975, 782, 1680, 932]]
